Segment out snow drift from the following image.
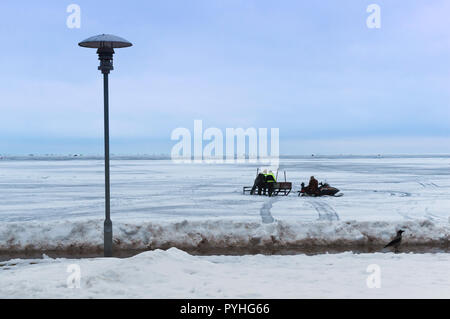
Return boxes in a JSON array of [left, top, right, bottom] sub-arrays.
[[1, 218, 448, 253], [1, 248, 449, 298]]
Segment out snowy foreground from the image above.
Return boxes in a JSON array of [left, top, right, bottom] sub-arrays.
[[1, 248, 449, 298]]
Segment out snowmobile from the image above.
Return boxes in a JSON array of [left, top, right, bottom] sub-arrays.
[[298, 182, 342, 197]]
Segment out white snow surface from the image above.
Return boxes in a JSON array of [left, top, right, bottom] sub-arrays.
[[0, 218, 448, 251], [1, 248, 449, 298], [0, 156, 449, 251]]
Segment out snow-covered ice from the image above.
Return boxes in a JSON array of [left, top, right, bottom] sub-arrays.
[[0, 156, 449, 252], [0, 156, 449, 298], [1, 248, 449, 298]]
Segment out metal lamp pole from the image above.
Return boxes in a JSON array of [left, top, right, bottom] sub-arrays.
[[79, 34, 132, 257], [99, 47, 113, 257]]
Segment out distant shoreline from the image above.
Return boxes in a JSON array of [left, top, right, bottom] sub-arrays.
[[1, 154, 450, 161]]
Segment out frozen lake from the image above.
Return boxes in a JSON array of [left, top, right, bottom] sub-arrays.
[[0, 156, 449, 224], [0, 156, 449, 253]]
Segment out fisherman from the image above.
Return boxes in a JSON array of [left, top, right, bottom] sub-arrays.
[[265, 170, 277, 196], [250, 171, 266, 195], [307, 176, 319, 196]]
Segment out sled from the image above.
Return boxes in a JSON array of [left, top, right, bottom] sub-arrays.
[[243, 182, 292, 196], [243, 169, 292, 196]]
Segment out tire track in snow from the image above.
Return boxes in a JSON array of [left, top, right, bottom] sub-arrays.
[[417, 181, 439, 188], [260, 198, 277, 224], [345, 188, 412, 197], [308, 200, 339, 221]]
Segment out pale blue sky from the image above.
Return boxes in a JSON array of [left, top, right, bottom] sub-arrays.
[[0, 0, 449, 155]]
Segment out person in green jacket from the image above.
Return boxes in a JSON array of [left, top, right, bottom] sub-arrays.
[[264, 170, 277, 196]]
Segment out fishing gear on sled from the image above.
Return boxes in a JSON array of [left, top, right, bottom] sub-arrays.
[[243, 169, 342, 197], [243, 168, 292, 196]]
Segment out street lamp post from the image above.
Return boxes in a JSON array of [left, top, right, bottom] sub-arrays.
[[79, 34, 132, 257]]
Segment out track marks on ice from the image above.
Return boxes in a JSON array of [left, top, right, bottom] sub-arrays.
[[345, 188, 412, 197], [308, 200, 340, 221], [260, 198, 277, 224], [418, 181, 439, 188]]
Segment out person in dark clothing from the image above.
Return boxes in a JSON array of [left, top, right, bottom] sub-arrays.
[[307, 176, 319, 195], [250, 173, 267, 195]]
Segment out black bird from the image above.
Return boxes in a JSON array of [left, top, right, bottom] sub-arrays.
[[384, 230, 405, 251]]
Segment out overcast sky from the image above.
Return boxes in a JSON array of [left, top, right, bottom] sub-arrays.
[[0, 0, 449, 155]]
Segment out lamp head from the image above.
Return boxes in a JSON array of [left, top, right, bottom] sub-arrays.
[[78, 34, 132, 49], [79, 34, 132, 74]]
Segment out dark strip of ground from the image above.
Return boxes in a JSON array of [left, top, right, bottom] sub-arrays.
[[1, 243, 449, 262]]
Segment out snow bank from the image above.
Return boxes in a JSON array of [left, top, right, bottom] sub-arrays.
[[1, 248, 449, 298], [1, 218, 448, 253]]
